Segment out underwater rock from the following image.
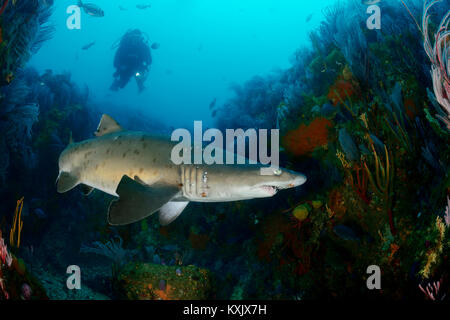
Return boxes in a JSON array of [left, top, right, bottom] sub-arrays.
[[33, 266, 110, 300], [338, 128, 359, 161], [115, 263, 213, 300]]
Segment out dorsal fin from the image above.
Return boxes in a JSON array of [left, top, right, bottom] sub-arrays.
[[94, 114, 123, 137]]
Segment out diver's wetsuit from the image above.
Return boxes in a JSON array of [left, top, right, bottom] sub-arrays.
[[111, 29, 152, 92]]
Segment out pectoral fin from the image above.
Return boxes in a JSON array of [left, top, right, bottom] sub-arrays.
[[108, 175, 180, 226], [159, 201, 189, 226], [56, 172, 79, 193]]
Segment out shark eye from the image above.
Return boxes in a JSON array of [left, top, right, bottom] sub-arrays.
[[273, 168, 282, 176]]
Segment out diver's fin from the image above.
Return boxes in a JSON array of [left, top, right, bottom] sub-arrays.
[[56, 172, 80, 193], [159, 201, 189, 226], [108, 175, 180, 226], [79, 184, 94, 196], [94, 114, 123, 137]]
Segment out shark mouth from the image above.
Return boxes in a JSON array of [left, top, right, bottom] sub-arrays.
[[260, 185, 279, 196]]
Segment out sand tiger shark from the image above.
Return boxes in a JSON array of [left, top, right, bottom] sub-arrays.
[[56, 114, 307, 226]]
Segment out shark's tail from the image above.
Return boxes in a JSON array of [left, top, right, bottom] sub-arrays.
[[77, 0, 83, 8]]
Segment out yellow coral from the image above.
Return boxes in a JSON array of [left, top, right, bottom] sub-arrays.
[[292, 205, 309, 222], [336, 150, 351, 169], [420, 217, 446, 278], [360, 113, 369, 129], [312, 200, 323, 209], [10, 197, 24, 249], [325, 204, 335, 219]]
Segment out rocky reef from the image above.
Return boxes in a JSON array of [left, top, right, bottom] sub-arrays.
[[115, 263, 213, 300]]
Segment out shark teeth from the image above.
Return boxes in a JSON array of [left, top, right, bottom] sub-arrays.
[[260, 185, 278, 195]]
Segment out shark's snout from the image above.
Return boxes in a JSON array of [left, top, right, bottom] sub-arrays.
[[274, 169, 307, 189], [291, 172, 307, 187]]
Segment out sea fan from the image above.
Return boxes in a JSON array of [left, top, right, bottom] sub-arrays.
[[423, 0, 450, 130], [0, 0, 54, 87], [324, 0, 368, 81], [0, 77, 30, 114], [3, 103, 39, 151], [215, 74, 283, 130], [80, 236, 137, 275]]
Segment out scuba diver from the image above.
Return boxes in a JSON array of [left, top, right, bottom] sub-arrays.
[[111, 29, 155, 93]]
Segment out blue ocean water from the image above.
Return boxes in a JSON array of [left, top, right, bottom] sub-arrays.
[[29, 0, 336, 128]]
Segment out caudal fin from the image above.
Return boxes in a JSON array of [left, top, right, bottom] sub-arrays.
[[77, 0, 83, 7]]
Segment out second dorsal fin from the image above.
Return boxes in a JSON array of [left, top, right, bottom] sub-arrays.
[[94, 114, 123, 137]]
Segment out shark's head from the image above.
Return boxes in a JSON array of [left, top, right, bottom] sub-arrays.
[[200, 165, 307, 201]]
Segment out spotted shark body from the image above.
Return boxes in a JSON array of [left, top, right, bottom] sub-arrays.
[[57, 114, 307, 226]]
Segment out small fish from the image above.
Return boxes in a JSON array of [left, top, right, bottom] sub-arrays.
[[151, 42, 160, 50], [82, 41, 95, 50], [118, 6, 127, 11], [362, 0, 381, 4], [78, 0, 104, 17], [136, 4, 151, 10], [209, 98, 217, 110], [305, 13, 313, 23]]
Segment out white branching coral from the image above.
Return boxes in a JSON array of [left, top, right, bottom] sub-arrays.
[[423, 0, 450, 130]]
